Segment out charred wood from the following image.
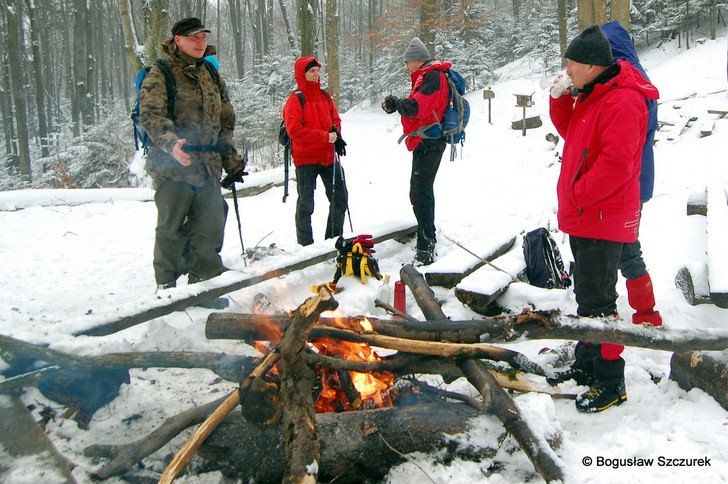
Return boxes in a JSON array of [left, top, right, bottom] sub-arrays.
[[208, 311, 728, 353], [279, 286, 338, 483], [199, 401, 491, 483]]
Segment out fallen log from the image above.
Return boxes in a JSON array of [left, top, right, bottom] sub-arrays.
[[459, 359, 565, 482], [0, 334, 255, 382], [400, 269, 565, 482], [206, 310, 728, 352], [279, 286, 338, 482], [670, 350, 728, 412], [73, 222, 416, 337], [159, 350, 281, 483], [199, 401, 490, 482], [85, 392, 233, 479]]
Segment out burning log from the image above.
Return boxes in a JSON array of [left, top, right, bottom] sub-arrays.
[[207, 311, 728, 353], [399, 267, 566, 483], [199, 401, 490, 482], [279, 286, 338, 482]]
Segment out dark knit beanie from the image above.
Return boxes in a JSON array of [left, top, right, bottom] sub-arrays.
[[565, 25, 614, 66], [404, 37, 431, 62], [304, 59, 321, 73]]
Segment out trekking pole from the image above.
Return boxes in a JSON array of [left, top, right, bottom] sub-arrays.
[[442, 234, 518, 282], [335, 152, 354, 232], [282, 143, 290, 203], [230, 183, 247, 267]]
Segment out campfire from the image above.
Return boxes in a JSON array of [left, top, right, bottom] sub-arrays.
[[254, 314, 396, 413]]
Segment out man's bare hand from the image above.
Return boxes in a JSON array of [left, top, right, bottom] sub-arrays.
[[172, 139, 192, 166]]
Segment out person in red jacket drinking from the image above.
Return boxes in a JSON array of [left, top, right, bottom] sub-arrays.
[[381, 37, 449, 265], [283, 57, 347, 246], [547, 25, 659, 413]]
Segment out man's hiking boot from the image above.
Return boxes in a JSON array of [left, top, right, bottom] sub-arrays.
[[546, 367, 593, 387], [575, 379, 627, 413], [414, 249, 435, 266]]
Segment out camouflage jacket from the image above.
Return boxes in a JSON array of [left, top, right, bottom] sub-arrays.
[[139, 39, 242, 187]]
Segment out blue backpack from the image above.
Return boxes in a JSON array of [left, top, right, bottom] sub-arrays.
[[131, 58, 220, 153], [400, 67, 471, 161]]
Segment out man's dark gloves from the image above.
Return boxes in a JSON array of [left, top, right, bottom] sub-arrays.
[[330, 125, 347, 157], [382, 95, 399, 114], [221, 169, 248, 189]]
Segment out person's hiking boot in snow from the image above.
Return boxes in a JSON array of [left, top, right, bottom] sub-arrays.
[[575, 356, 627, 412], [626, 273, 663, 326], [547, 341, 595, 386], [414, 247, 435, 266]]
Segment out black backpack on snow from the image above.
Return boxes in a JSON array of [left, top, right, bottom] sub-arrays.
[[522, 228, 571, 289], [131, 59, 220, 154]]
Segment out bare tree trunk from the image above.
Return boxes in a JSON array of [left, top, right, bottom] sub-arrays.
[[710, 0, 717, 39], [144, 0, 170, 64], [25, 0, 50, 159], [576, 0, 594, 31], [5, 0, 32, 182], [610, 0, 631, 31], [228, 0, 246, 80], [300, 0, 317, 56], [0, 50, 17, 161], [557, 0, 568, 66], [324, 0, 340, 103], [118, 0, 143, 71], [419, 0, 437, 54], [279, 0, 297, 51]]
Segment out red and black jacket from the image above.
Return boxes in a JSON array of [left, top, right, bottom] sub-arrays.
[[550, 60, 659, 243], [282, 57, 342, 167], [397, 60, 451, 151]]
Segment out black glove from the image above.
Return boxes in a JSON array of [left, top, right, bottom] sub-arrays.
[[382, 95, 399, 114], [221, 169, 248, 190], [330, 125, 347, 157]]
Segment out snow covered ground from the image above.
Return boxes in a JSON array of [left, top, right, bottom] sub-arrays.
[[1, 33, 728, 483]]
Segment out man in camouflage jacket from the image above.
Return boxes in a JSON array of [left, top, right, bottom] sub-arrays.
[[140, 17, 244, 289]]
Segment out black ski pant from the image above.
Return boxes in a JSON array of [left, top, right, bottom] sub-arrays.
[[569, 235, 626, 364], [153, 176, 226, 286], [295, 162, 348, 246], [410, 138, 446, 252], [619, 203, 647, 281]]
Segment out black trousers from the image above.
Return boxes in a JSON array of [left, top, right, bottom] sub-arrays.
[[410, 139, 446, 252], [295, 163, 348, 246], [569, 235, 624, 317], [619, 203, 647, 280]]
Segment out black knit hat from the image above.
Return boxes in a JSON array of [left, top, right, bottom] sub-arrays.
[[565, 25, 614, 66], [172, 17, 211, 37], [304, 58, 321, 73]]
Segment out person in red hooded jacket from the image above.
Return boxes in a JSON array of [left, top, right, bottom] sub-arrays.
[[283, 57, 346, 246], [381, 38, 450, 265], [547, 25, 659, 413]]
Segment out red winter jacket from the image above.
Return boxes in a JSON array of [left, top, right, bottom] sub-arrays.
[[400, 60, 451, 151], [550, 60, 659, 243], [282, 57, 342, 167]]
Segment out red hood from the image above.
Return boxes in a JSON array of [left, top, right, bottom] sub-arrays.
[[294, 56, 322, 94], [593, 59, 659, 101]]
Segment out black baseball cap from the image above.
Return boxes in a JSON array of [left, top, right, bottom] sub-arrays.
[[172, 17, 211, 37]]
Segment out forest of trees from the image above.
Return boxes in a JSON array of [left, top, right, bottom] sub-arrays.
[[0, 0, 724, 190]]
